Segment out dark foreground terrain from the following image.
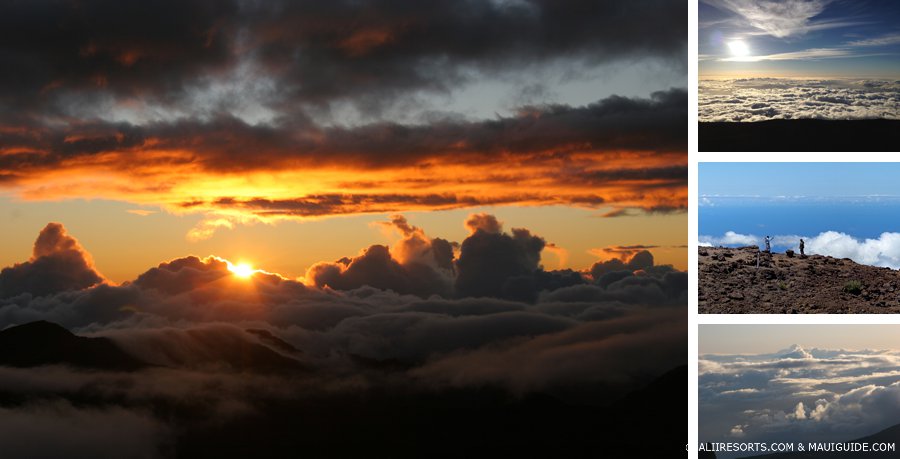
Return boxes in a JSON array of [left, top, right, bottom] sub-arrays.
[[0, 321, 686, 458], [748, 423, 900, 458], [699, 119, 900, 152], [699, 246, 900, 313]]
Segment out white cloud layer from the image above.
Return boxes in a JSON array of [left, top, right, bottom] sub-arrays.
[[700, 230, 900, 268], [699, 78, 900, 122], [700, 344, 900, 456]]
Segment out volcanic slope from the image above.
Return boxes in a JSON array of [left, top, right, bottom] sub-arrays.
[[699, 246, 900, 313]]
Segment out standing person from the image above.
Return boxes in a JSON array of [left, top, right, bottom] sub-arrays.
[[799, 238, 805, 256], [764, 236, 771, 253]]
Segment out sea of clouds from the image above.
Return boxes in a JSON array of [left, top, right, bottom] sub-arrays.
[[699, 78, 900, 122], [700, 344, 900, 457], [0, 215, 686, 457]]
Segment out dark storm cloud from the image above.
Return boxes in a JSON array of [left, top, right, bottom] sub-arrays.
[[242, 0, 687, 111], [0, 223, 103, 299], [0, 0, 686, 117], [0, 0, 237, 114], [4, 89, 688, 176], [198, 193, 529, 217]]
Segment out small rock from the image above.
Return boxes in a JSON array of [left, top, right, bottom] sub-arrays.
[[728, 291, 744, 300]]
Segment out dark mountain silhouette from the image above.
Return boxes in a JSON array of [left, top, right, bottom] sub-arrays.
[[699, 119, 900, 152], [0, 320, 144, 370], [748, 422, 900, 458], [0, 321, 306, 373], [176, 328, 307, 373], [246, 328, 302, 355]]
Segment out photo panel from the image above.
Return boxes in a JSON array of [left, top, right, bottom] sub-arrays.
[[699, 324, 900, 458]]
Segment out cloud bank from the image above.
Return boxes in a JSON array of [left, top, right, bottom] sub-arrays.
[[0, 217, 686, 455], [700, 230, 900, 268], [699, 78, 900, 122], [701, 344, 900, 454]]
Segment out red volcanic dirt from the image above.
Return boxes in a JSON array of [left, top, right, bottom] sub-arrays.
[[699, 246, 900, 314]]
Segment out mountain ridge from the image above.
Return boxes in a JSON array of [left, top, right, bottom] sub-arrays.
[[700, 246, 900, 313]]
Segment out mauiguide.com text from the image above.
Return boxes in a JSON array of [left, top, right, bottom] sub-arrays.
[[700, 442, 896, 453]]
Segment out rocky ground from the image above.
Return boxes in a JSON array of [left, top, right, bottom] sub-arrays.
[[699, 246, 900, 313]]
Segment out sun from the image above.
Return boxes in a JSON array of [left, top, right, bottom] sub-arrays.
[[228, 262, 255, 279], [727, 40, 750, 57]]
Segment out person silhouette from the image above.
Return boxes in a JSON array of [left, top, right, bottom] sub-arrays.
[[799, 238, 805, 256], [764, 236, 771, 253]]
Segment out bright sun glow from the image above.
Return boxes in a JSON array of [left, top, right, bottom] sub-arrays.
[[727, 40, 750, 57], [228, 262, 255, 278]]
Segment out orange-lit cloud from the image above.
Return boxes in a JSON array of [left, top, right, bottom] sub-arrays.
[[0, 90, 686, 239], [590, 245, 661, 262]]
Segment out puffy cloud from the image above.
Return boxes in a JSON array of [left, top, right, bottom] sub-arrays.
[[464, 213, 504, 235], [133, 256, 231, 295], [699, 78, 900, 122], [306, 215, 455, 297], [700, 229, 900, 268], [589, 249, 658, 279], [303, 213, 608, 302], [698, 230, 761, 247], [0, 223, 104, 298], [804, 231, 900, 268], [455, 219, 546, 301], [305, 244, 454, 298]]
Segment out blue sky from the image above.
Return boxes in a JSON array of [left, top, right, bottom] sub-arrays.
[[699, 163, 900, 196], [700, 0, 900, 77]]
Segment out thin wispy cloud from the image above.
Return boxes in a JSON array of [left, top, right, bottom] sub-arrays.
[[720, 47, 852, 62], [849, 32, 900, 47], [703, 0, 834, 38]]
